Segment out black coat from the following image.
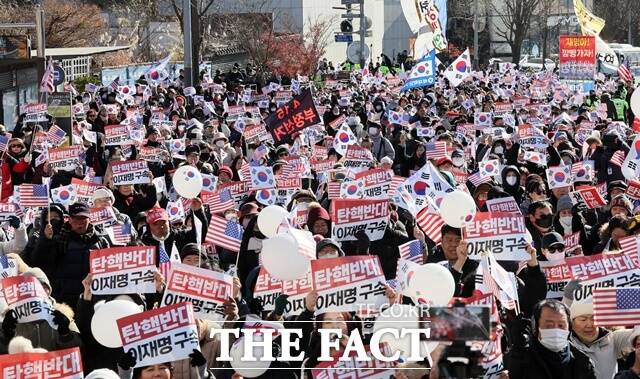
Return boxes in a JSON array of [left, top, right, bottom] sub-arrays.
[[507, 339, 597, 379], [112, 184, 158, 221]]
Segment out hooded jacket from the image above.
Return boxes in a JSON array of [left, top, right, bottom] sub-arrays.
[[570, 327, 640, 379], [501, 165, 525, 203]]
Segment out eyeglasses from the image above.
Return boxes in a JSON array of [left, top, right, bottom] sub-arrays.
[[10, 145, 23, 149]]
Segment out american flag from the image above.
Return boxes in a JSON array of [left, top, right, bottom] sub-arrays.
[[478, 255, 501, 300], [619, 235, 639, 255], [239, 160, 251, 181], [108, 76, 120, 92], [205, 189, 235, 214], [327, 181, 342, 199], [158, 240, 173, 281], [107, 224, 132, 246], [17, 184, 49, 207], [47, 125, 67, 146], [39, 58, 55, 94], [416, 208, 444, 244], [618, 63, 634, 83], [594, 288, 640, 327], [610, 150, 626, 167], [468, 171, 492, 187], [388, 175, 406, 197], [398, 240, 425, 264], [424, 141, 448, 160], [205, 215, 243, 252], [0, 134, 8, 153]]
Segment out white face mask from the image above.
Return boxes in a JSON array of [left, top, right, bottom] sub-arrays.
[[545, 249, 565, 262], [494, 146, 504, 155], [368, 127, 379, 136], [559, 216, 573, 231], [348, 116, 359, 126], [506, 175, 518, 186], [216, 140, 225, 148], [539, 328, 569, 352], [452, 157, 464, 167]]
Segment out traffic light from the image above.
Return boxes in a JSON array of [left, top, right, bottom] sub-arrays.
[[340, 20, 353, 33]]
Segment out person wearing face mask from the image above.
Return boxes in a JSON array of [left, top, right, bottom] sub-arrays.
[[473, 183, 492, 210], [501, 166, 525, 203], [540, 232, 566, 262], [346, 113, 365, 139], [507, 299, 597, 379], [594, 214, 630, 253], [211, 132, 236, 167], [526, 201, 555, 254], [315, 238, 345, 259], [565, 300, 640, 379], [367, 122, 395, 162]]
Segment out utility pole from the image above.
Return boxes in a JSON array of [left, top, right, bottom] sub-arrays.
[[473, 0, 479, 69], [35, 5, 45, 59], [183, 0, 193, 87], [629, 12, 633, 46]]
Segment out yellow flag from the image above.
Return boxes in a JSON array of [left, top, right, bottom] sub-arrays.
[[573, 0, 605, 36]]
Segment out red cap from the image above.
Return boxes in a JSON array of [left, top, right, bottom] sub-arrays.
[[146, 207, 169, 224]]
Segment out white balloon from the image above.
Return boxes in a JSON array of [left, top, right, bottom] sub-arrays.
[[631, 89, 640, 121], [439, 190, 477, 227], [172, 165, 203, 199], [261, 232, 311, 281], [257, 205, 288, 238], [91, 300, 141, 348], [229, 336, 271, 378], [405, 264, 455, 306]]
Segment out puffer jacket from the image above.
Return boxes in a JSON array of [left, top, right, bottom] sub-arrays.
[[570, 327, 640, 379], [1, 302, 81, 353], [31, 223, 111, 310]]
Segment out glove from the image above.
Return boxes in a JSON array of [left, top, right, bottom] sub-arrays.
[[118, 350, 137, 371], [53, 310, 71, 335], [7, 216, 20, 229], [2, 309, 17, 338], [355, 230, 370, 253], [563, 279, 582, 301], [273, 294, 290, 317], [189, 349, 207, 367], [571, 202, 587, 217], [511, 314, 533, 348]]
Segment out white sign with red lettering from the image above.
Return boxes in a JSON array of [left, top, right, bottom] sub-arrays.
[[0, 203, 18, 221], [89, 246, 156, 295], [252, 267, 313, 316], [48, 146, 84, 171], [311, 255, 387, 313], [331, 199, 389, 241], [540, 251, 640, 301], [342, 145, 374, 172], [463, 212, 530, 260], [161, 263, 233, 322], [118, 302, 199, 367], [71, 178, 101, 206], [89, 206, 117, 227], [486, 196, 522, 215], [569, 186, 606, 209], [311, 343, 397, 379], [111, 160, 152, 186], [0, 347, 83, 379], [355, 168, 393, 199], [104, 124, 131, 146], [1, 276, 54, 323]]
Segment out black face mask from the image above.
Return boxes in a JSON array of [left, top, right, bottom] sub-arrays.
[[200, 153, 210, 162], [49, 218, 63, 233], [535, 214, 553, 229]]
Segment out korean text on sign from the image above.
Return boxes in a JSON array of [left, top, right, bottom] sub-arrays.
[[90, 246, 156, 295]]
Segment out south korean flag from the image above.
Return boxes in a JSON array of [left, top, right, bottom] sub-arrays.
[[340, 179, 365, 199], [479, 159, 500, 178], [255, 188, 277, 206], [250, 166, 275, 191], [546, 165, 573, 189]]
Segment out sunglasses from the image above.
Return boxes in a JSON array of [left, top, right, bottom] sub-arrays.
[[10, 145, 23, 149], [548, 246, 565, 253]]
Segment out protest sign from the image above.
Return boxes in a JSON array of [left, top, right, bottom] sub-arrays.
[[276, 176, 301, 206], [104, 124, 131, 146], [218, 181, 249, 207], [48, 145, 84, 171], [565, 231, 581, 254], [626, 179, 640, 200], [540, 250, 640, 301], [139, 146, 164, 163], [518, 124, 547, 150], [89, 206, 117, 227], [252, 267, 312, 316], [22, 103, 48, 123], [266, 89, 320, 144], [161, 263, 233, 322], [118, 302, 199, 367], [311, 255, 387, 313], [569, 186, 606, 209], [464, 212, 530, 260], [311, 343, 397, 379], [330, 199, 389, 241], [559, 35, 596, 81], [0, 347, 83, 379], [244, 123, 272, 145], [1, 275, 54, 323], [111, 160, 152, 186], [0, 203, 18, 222], [354, 168, 393, 199], [71, 178, 102, 205], [342, 145, 374, 172], [89, 246, 156, 295], [486, 196, 521, 215]]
